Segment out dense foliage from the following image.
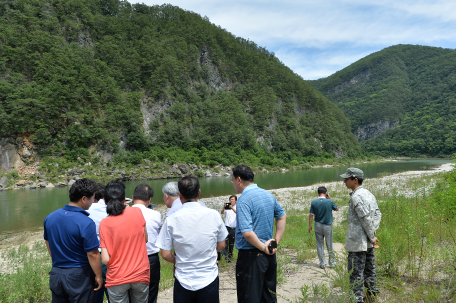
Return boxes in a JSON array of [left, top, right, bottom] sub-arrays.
[[0, 0, 361, 166], [310, 45, 456, 157]]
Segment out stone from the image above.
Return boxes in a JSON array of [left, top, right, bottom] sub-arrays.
[[16, 180, 26, 186], [145, 166, 150, 169], [30, 184, 37, 189], [22, 149, 32, 158], [38, 181, 48, 188], [169, 167, 181, 175], [212, 172, 219, 176], [113, 169, 120, 174], [0, 176, 9, 188], [46, 183, 55, 188], [55, 182, 66, 187], [177, 164, 190, 174], [205, 171, 212, 177], [224, 172, 230, 176], [144, 159, 151, 165], [68, 180, 76, 186]]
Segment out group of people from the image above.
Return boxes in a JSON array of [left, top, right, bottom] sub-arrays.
[[43, 164, 380, 303], [308, 168, 382, 303]]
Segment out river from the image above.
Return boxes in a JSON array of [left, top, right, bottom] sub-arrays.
[[0, 159, 451, 234]]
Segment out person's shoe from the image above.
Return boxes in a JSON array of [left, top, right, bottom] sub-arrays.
[[319, 264, 326, 269], [329, 262, 337, 268]]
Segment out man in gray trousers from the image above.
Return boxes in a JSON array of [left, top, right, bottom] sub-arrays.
[[308, 186, 339, 269]]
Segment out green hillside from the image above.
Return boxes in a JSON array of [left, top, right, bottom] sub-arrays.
[[0, 0, 361, 167], [309, 45, 456, 157]]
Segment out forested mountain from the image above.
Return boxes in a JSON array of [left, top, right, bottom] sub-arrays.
[[309, 45, 456, 157], [0, 0, 361, 167]]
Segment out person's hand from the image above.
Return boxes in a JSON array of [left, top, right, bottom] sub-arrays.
[[229, 205, 233, 209], [308, 226, 312, 233], [94, 275, 103, 291], [373, 237, 379, 249], [264, 239, 277, 255], [326, 193, 331, 199]]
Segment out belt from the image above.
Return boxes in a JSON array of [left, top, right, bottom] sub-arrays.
[[148, 252, 159, 256], [226, 226, 235, 229]]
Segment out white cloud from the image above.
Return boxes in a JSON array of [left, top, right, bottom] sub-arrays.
[[129, 0, 456, 79]]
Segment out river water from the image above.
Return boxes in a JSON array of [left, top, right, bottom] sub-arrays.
[[0, 159, 450, 234]]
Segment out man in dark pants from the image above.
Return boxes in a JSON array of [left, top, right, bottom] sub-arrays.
[[341, 168, 381, 303], [220, 195, 237, 262], [156, 176, 227, 303], [132, 183, 162, 303], [232, 165, 287, 303], [44, 178, 103, 302]]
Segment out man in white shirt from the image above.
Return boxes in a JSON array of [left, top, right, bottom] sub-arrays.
[[156, 176, 227, 303], [220, 195, 237, 262], [132, 183, 163, 303], [87, 183, 110, 303]]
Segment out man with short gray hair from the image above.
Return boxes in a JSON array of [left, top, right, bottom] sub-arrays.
[[341, 168, 381, 303], [162, 182, 181, 219]]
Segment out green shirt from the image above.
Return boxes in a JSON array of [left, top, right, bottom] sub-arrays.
[[309, 198, 337, 225]]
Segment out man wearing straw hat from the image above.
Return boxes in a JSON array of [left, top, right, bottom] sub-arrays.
[[341, 168, 381, 303]]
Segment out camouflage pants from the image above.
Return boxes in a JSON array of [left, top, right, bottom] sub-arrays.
[[348, 248, 379, 302]]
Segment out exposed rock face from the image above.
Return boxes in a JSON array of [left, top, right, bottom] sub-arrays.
[[0, 138, 24, 172], [198, 46, 231, 92], [0, 176, 9, 188], [329, 70, 371, 94], [354, 120, 400, 142]]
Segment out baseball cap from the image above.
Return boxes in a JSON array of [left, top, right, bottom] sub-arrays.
[[340, 168, 364, 179]]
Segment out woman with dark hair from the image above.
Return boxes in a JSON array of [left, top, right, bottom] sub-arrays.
[[99, 181, 150, 303]]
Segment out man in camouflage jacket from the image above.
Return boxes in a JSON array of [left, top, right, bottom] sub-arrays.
[[341, 168, 381, 303]]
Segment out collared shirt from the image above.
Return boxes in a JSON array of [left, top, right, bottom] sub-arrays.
[[156, 202, 228, 291], [165, 198, 207, 218], [224, 205, 236, 228], [236, 184, 286, 250], [346, 186, 382, 252], [44, 204, 99, 268], [309, 198, 338, 225], [87, 201, 108, 251], [132, 204, 162, 255]]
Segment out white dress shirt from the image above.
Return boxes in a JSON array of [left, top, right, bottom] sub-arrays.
[[224, 205, 236, 228], [132, 204, 162, 255], [87, 201, 108, 251], [165, 198, 207, 218], [156, 202, 228, 291]]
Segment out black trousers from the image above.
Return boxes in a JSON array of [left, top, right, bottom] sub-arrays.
[[173, 276, 219, 303], [236, 249, 277, 303], [49, 266, 96, 303], [148, 253, 161, 303], [225, 226, 236, 260]]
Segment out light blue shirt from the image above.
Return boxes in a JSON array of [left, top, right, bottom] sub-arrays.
[[87, 201, 108, 251], [166, 198, 207, 218], [236, 184, 286, 250]]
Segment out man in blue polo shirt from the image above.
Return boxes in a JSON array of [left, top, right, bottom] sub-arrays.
[[231, 164, 287, 303], [44, 178, 103, 302], [308, 186, 339, 269]]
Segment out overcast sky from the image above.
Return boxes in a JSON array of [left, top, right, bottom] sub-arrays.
[[130, 0, 456, 80]]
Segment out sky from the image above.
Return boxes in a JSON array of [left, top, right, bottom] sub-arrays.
[[129, 0, 456, 80]]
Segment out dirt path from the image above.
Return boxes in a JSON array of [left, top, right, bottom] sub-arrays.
[[157, 243, 346, 303]]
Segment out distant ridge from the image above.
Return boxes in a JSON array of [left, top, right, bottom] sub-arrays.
[[309, 44, 456, 157]]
